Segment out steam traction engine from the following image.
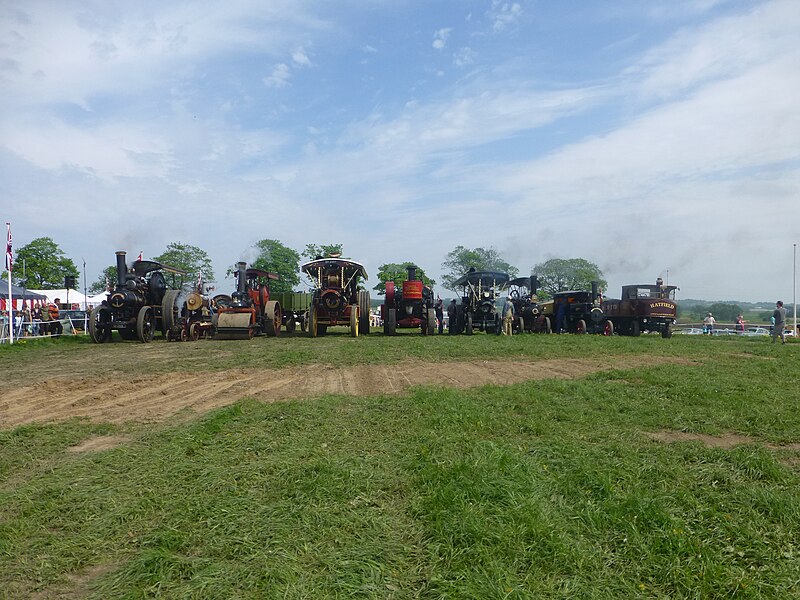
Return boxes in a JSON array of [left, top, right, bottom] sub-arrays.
[[547, 281, 614, 335], [213, 262, 282, 340], [88, 251, 186, 343], [603, 278, 678, 338], [450, 270, 509, 335], [508, 276, 552, 334], [302, 257, 370, 337], [382, 265, 436, 335]]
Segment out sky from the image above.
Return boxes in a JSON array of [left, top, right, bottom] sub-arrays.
[[1, 0, 798, 303]]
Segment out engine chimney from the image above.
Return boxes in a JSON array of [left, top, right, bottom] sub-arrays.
[[115, 251, 127, 287], [237, 262, 248, 294], [406, 265, 418, 282], [591, 280, 599, 303], [530, 275, 539, 296]]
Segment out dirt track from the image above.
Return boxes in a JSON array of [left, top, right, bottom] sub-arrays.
[[0, 355, 690, 428]]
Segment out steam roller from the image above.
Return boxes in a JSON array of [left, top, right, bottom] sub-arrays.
[[213, 262, 282, 340]]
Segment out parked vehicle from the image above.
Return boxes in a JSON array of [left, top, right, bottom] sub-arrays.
[[508, 276, 551, 334], [602, 278, 678, 338], [450, 269, 509, 334], [543, 282, 613, 335], [302, 256, 370, 337], [213, 262, 282, 340], [89, 251, 186, 343], [382, 264, 436, 336]]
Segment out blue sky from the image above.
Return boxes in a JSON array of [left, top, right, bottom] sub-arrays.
[[1, 0, 798, 302]]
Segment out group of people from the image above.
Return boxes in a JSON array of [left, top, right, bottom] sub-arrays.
[[4, 299, 62, 338], [703, 301, 790, 344]]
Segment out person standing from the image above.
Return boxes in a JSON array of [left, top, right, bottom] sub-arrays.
[[501, 296, 515, 336], [447, 299, 457, 335], [772, 301, 787, 344], [735, 314, 745, 333], [435, 298, 444, 334], [703, 312, 715, 335], [49, 298, 63, 337]]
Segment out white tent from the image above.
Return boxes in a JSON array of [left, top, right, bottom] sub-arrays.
[[28, 289, 89, 309], [86, 292, 109, 307]]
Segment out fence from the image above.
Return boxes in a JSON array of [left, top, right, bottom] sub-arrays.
[[0, 315, 88, 344]]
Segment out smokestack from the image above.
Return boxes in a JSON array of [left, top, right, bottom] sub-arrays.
[[115, 251, 127, 287], [591, 281, 599, 303], [406, 265, 418, 281], [530, 275, 539, 296], [237, 262, 247, 294]]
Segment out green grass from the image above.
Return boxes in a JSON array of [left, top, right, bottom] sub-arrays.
[[1, 335, 798, 598]]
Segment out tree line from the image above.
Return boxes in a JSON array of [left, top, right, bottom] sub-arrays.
[[4, 237, 607, 299]]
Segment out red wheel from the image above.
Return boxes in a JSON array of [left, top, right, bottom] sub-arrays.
[[576, 319, 587, 334], [603, 320, 614, 336]]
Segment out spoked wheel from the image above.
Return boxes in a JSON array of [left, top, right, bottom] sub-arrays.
[[575, 319, 587, 335], [543, 316, 552, 334], [180, 328, 189, 342], [662, 324, 673, 339], [603, 320, 614, 336], [88, 306, 112, 343], [350, 305, 359, 337], [286, 317, 296, 334], [517, 315, 526, 334], [309, 305, 318, 338], [137, 306, 156, 342], [264, 301, 282, 337], [189, 322, 200, 341]]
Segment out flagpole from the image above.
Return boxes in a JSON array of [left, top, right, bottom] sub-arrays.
[[6, 223, 12, 345]]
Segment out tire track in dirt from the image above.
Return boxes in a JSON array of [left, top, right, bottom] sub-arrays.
[[0, 355, 694, 428]]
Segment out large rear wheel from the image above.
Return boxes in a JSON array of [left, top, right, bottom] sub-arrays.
[[88, 306, 112, 343], [137, 306, 156, 342], [264, 301, 282, 336], [630, 320, 641, 337], [426, 308, 436, 335], [309, 305, 318, 338], [161, 290, 181, 335], [384, 307, 396, 336], [358, 290, 371, 334], [350, 305, 359, 337], [575, 319, 587, 335]]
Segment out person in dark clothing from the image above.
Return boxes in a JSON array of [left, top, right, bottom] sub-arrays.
[[772, 301, 787, 344], [447, 300, 457, 335], [435, 298, 444, 334]]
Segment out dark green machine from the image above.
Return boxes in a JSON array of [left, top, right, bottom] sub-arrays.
[[273, 291, 312, 333]]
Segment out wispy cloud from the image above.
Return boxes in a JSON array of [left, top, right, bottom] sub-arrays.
[[432, 28, 452, 50], [488, 1, 523, 32]]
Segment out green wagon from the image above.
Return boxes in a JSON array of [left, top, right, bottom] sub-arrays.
[[273, 291, 312, 333]]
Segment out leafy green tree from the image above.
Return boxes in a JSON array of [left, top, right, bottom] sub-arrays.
[[302, 243, 344, 260], [441, 246, 518, 290], [373, 263, 435, 295], [706, 302, 743, 323], [14, 237, 79, 288], [88, 266, 118, 294], [249, 239, 301, 294], [532, 258, 607, 297], [153, 242, 215, 284]]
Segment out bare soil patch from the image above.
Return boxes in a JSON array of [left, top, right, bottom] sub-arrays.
[[1, 354, 691, 429], [65, 435, 131, 453], [646, 430, 800, 451]]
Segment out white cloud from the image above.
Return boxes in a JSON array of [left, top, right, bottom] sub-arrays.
[[453, 46, 476, 67], [488, 1, 522, 32], [263, 63, 291, 87], [292, 47, 312, 66], [432, 28, 452, 50]]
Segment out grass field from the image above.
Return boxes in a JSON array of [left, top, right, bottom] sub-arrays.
[[1, 333, 798, 598]]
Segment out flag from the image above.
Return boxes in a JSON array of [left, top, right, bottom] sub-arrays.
[[4, 223, 11, 273], [137, 251, 143, 261]]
